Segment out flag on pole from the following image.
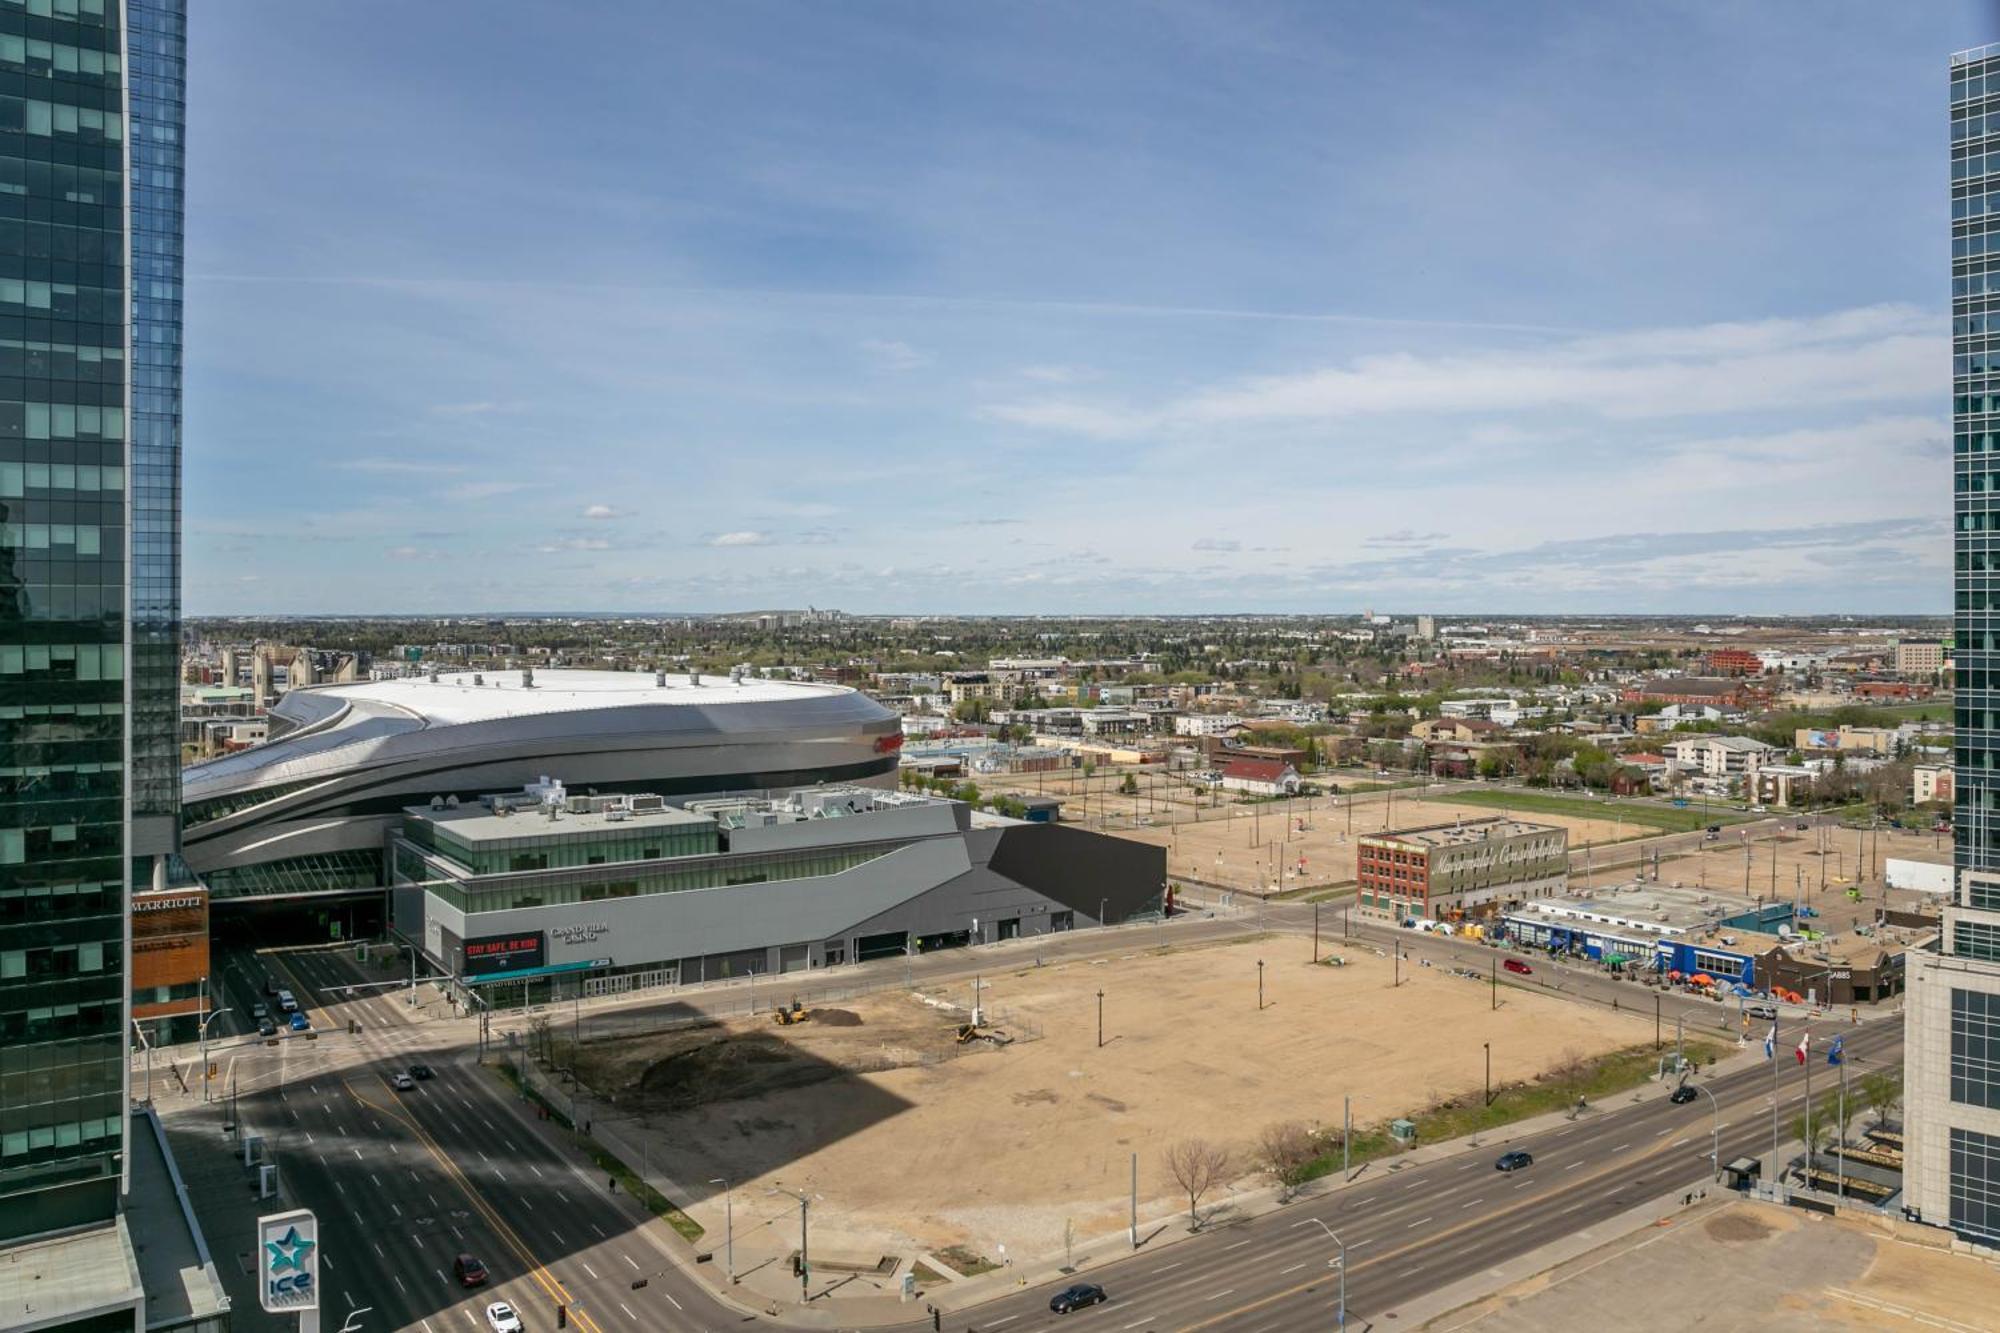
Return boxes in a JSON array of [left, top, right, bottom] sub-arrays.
[[1796, 1030, 1811, 1065], [1827, 1034, 1845, 1067], [1764, 1023, 1776, 1059]]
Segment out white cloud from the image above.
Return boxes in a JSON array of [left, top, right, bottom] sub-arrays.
[[443, 480, 527, 502], [536, 537, 611, 553], [984, 303, 1938, 439], [386, 545, 433, 560], [335, 457, 468, 476], [582, 504, 622, 520], [861, 339, 928, 372], [709, 530, 771, 547], [429, 401, 523, 416], [1191, 536, 1241, 552], [1020, 364, 1100, 384]]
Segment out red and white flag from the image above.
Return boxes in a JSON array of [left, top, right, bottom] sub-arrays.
[[1795, 1030, 1811, 1065]]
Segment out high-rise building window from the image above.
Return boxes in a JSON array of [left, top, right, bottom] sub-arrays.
[[1950, 1126, 2000, 1244], [1951, 987, 2000, 1109]]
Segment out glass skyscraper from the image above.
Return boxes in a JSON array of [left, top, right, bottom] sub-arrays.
[[1959, 44, 2000, 870], [0, 0, 183, 1247]]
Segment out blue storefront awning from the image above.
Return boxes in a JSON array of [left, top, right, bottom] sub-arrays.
[[464, 958, 609, 986]]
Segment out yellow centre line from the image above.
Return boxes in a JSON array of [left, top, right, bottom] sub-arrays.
[[266, 947, 605, 1333]]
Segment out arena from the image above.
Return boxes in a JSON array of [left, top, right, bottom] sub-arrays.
[[181, 668, 902, 902]]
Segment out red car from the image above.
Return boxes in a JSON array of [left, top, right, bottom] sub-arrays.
[[454, 1254, 487, 1287], [1503, 959, 1533, 976]]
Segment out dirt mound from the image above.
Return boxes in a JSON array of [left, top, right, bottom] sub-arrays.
[[636, 1032, 845, 1112], [813, 1008, 863, 1026], [1704, 1210, 1779, 1244]]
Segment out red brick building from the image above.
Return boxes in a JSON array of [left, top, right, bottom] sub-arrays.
[[1619, 677, 1747, 708], [1702, 648, 1764, 676]]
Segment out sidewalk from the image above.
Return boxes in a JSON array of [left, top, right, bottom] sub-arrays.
[[154, 1098, 296, 1333]]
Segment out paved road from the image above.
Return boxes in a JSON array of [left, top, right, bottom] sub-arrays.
[[188, 906, 1901, 1333]]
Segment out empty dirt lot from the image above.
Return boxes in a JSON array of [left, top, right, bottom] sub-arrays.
[[591, 937, 1656, 1266], [1106, 793, 1664, 895]]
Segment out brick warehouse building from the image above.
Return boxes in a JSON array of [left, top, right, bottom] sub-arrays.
[[1356, 818, 1569, 922]]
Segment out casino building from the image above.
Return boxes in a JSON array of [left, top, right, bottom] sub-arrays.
[[391, 779, 1164, 1004]]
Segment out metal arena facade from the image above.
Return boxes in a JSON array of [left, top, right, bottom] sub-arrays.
[[180, 668, 905, 903]]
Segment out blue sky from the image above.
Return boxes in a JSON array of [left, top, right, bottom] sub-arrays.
[[184, 2, 1991, 615]]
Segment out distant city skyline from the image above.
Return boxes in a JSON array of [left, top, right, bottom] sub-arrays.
[[185, 3, 1991, 614]]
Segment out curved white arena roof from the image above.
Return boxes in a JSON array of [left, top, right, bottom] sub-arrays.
[[313, 668, 854, 727]]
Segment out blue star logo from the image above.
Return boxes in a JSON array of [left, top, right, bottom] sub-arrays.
[[266, 1226, 315, 1274]]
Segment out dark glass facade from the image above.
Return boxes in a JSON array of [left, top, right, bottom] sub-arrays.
[[124, 0, 179, 842], [1957, 49, 2000, 873], [0, 0, 181, 1244]]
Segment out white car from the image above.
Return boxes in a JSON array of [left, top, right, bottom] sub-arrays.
[[389, 1072, 415, 1091], [485, 1301, 522, 1333]]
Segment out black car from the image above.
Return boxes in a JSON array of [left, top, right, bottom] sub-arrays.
[[1050, 1282, 1106, 1313], [1494, 1150, 1534, 1172], [1669, 1084, 1699, 1104], [408, 1064, 435, 1081], [257, 1018, 278, 1038]]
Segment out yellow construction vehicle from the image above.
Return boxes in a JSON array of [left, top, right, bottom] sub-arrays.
[[773, 997, 809, 1026]]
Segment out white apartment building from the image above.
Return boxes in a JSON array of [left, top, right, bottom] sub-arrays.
[[1440, 698, 1522, 726], [1174, 713, 1244, 737], [1903, 867, 2000, 1245], [1664, 735, 1775, 778]]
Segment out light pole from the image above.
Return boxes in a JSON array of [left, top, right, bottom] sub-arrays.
[[131, 1018, 154, 1104], [1306, 1217, 1347, 1327], [1689, 1081, 1722, 1181], [197, 1007, 234, 1104], [769, 1186, 811, 1303], [1096, 989, 1105, 1048], [1484, 1041, 1492, 1107], [709, 1176, 733, 1283], [1257, 958, 1265, 1011]]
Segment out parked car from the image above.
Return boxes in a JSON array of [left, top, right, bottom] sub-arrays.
[[263, 976, 279, 997], [454, 1254, 488, 1287], [1050, 1283, 1107, 1313], [1503, 959, 1533, 976], [408, 1064, 435, 1081], [1746, 1003, 1779, 1021], [1795, 821, 1810, 831], [1669, 1084, 1699, 1104], [257, 1018, 278, 1038], [1494, 1150, 1534, 1172], [484, 1302, 521, 1333], [390, 1072, 415, 1091], [288, 1012, 310, 1032]]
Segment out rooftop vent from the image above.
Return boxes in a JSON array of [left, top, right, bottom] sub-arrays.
[[522, 666, 536, 689], [430, 795, 445, 811], [690, 671, 702, 686], [427, 666, 440, 683], [656, 671, 667, 688], [473, 673, 484, 687]]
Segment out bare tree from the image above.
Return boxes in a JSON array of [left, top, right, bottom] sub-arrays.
[[1860, 1070, 1903, 1126], [1256, 1121, 1318, 1200], [1164, 1138, 1233, 1229]]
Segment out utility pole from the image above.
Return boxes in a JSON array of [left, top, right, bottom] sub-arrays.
[[1129, 1152, 1138, 1249], [709, 1177, 734, 1283], [1655, 993, 1661, 1052], [1484, 1041, 1492, 1106], [1313, 903, 1320, 965], [1257, 959, 1265, 1011], [1491, 954, 1498, 1011], [1096, 989, 1104, 1048], [1342, 1095, 1351, 1178]]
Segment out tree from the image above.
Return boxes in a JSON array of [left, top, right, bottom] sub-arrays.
[[1860, 1070, 1903, 1125], [1119, 772, 1140, 796], [1256, 1121, 1319, 1200], [1163, 1138, 1232, 1229]]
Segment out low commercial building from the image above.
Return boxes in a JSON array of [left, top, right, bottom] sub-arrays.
[[393, 782, 1164, 1005], [1219, 758, 1301, 797], [1796, 724, 1899, 756], [1756, 941, 1905, 1005], [1173, 713, 1244, 737], [1703, 648, 1765, 676], [1356, 818, 1567, 921], [1498, 885, 1758, 987], [1916, 764, 1955, 805], [1666, 735, 1775, 778], [1620, 677, 1748, 708]]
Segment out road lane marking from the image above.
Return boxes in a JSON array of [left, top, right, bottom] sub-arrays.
[[1125, 1320, 1152, 1330], [423, 1321, 435, 1332], [373, 1242, 384, 1258], [1150, 1263, 1182, 1274], [582, 1262, 598, 1279], [371, 1173, 382, 1187], [1224, 1239, 1253, 1250], [463, 1312, 477, 1329], [1565, 1162, 1582, 1171], [591, 1223, 606, 1239], [1205, 1290, 1235, 1301], [551, 1229, 565, 1245], [622, 1255, 639, 1270], [352, 1148, 363, 1160], [663, 1292, 681, 1311], [988, 1319, 1016, 1328], [394, 1273, 407, 1293], [618, 1305, 635, 1321], [1461, 1198, 1482, 1208], [1612, 1142, 1631, 1151], [305, 1131, 314, 1145], [1280, 1263, 1307, 1275], [530, 1164, 544, 1179], [391, 1202, 402, 1217], [1406, 1216, 1433, 1228]]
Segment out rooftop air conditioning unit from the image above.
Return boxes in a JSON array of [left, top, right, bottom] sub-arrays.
[[430, 796, 445, 811], [473, 673, 484, 687], [522, 667, 535, 689], [445, 795, 459, 808]]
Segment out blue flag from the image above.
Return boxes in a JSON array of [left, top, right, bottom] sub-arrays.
[[1764, 1023, 1776, 1060], [1827, 1034, 1844, 1067]]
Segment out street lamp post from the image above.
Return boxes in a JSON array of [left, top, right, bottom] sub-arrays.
[[770, 1187, 810, 1303], [1306, 1217, 1347, 1327], [1257, 958, 1265, 1011], [708, 1177, 733, 1283], [1689, 1081, 1723, 1181], [197, 1006, 234, 1104], [1096, 989, 1104, 1048], [1484, 1041, 1492, 1107]]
